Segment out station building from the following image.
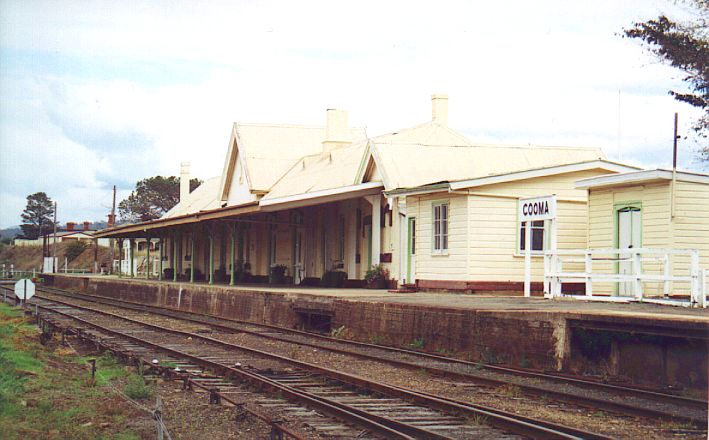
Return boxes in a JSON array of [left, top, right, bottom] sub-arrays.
[[575, 169, 709, 297], [96, 95, 640, 292]]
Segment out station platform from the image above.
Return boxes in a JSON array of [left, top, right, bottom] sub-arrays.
[[44, 274, 708, 391]]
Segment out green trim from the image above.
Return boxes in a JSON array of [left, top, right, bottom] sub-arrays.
[[431, 200, 450, 255], [612, 201, 643, 295], [384, 182, 450, 197]]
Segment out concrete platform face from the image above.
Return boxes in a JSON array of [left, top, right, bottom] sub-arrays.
[[45, 274, 709, 391]]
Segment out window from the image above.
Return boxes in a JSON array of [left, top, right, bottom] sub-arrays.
[[519, 220, 545, 252], [432, 202, 449, 253]]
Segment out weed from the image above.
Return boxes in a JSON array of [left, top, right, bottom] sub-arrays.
[[124, 374, 153, 400], [519, 356, 530, 369], [409, 337, 425, 350], [415, 368, 429, 377], [330, 325, 346, 339], [496, 384, 523, 398], [468, 413, 488, 425], [591, 410, 606, 418], [369, 334, 386, 345]]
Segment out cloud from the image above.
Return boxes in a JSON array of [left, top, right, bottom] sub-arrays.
[[0, 0, 706, 228]]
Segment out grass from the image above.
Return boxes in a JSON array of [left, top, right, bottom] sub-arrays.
[[124, 375, 153, 400], [0, 303, 149, 439], [409, 337, 425, 350]]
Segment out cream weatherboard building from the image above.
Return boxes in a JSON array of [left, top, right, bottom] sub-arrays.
[[97, 95, 639, 292], [575, 169, 709, 297]]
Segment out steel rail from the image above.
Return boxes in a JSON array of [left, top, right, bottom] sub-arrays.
[[32, 286, 707, 419], [23, 292, 603, 440], [23, 298, 416, 440]]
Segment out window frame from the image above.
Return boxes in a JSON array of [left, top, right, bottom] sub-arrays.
[[431, 201, 449, 255], [518, 219, 547, 254]]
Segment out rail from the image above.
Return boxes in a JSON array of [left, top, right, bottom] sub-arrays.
[[544, 248, 707, 308]]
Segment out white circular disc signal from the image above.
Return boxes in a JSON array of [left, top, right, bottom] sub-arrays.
[[14, 279, 36, 301]]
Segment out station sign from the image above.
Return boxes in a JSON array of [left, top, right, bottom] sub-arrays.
[[519, 195, 557, 222]]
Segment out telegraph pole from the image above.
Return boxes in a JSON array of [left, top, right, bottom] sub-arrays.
[[109, 185, 116, 274]]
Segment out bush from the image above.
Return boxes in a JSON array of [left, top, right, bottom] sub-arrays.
[[321, 270, 348, 287], [124, 374, 152, 400], [364, 264, 390, 289], [64, 241, 88, 262]]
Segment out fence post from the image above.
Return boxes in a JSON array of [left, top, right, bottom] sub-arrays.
[[585, 251, 593, 296], [690, 250, 700, 305], [663, 253, 671, 297], [700, 269, 707, 308], [543, 251, 550, 297], [632, 249, 643, 300], [155, 394, 164, 440]]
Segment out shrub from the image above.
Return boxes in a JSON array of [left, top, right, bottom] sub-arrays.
[[124, 374, 152, 400], [364, 264, 390, 289], [64, 241, 88, 262], [321, 270, 347, 287]]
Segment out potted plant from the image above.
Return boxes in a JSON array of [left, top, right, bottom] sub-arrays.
[[321, 270, 348, 287], [269, 264, 287, 284], [364, 264, 390, 289]]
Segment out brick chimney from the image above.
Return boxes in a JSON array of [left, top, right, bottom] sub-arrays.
[[66, 222, 75, 231], [180, 162, 190, 202], [431, 94, 448, 126], [83, 221, 90, 231], [322, 109, 350, 154]]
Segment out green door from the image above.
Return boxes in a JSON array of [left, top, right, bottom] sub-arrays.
[[407, 217, 416, 283]]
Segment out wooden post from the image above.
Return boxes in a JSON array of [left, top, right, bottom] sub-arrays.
[[230, 223, 236, 286], [146, 237, 151, 279], [129, 239, 135, 277], [117, 239, 123, 277], [190, 233, 195, 283], [158, 237, 163, 280], [208, 230, 214, 285], [172, 235, 178, 282]]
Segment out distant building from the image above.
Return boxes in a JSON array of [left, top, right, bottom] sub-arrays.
[[14, 221, 110, 247]]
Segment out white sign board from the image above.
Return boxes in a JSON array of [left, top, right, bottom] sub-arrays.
[[519, 195, 557, 222], [14, 279, 35, 301]]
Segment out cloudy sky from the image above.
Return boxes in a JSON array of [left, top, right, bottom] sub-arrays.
[[0, 0, 706, 228]]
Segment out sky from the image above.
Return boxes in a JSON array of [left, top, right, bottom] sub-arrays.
[[0, 0, 706, 228]]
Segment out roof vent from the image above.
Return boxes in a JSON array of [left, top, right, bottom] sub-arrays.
[[431, 94, 448, 127]]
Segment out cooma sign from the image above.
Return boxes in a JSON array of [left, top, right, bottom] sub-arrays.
[[519, 195, 557, 222]]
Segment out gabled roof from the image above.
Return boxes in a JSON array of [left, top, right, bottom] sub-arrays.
[[384, 160, 640, 196], [576, 169, 709, 189], [363, 121, 610, 190], [263, 139, 371, 201], [218, 122, 366, 201], [163, 176, 221, 218]]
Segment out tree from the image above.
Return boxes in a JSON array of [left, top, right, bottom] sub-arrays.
[[118, 176, 202, 223], [20, 192, 55, 239], [624, 1, 709, 160]]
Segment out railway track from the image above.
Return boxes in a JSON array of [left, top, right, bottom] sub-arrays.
[[24, 285, 707, 428], [2, 288, 609, 439]]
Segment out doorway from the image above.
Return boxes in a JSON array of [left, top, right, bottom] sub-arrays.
[[617, 206, 641, 296], [407, 217, 416, 283]]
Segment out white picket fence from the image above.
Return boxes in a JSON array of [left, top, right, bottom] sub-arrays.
[[544, 248, 707, 308]]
